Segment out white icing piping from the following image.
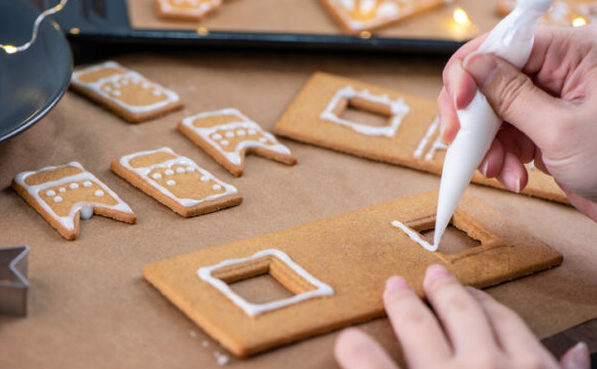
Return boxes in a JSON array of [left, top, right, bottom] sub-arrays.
[[391, 220, 437, 252], [157, 0, 221, 16], [413, 117, 449, 161], [180, 108, 292, 166], [118, 147, 238, 208], [198, 249, 334, 316], [71, 61, 180, 114], [320, 86, 410, 137], [329, 0, 423, 32], [14, 162, 134, 231]]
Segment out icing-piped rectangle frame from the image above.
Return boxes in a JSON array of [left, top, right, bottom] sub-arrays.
[[273, 72, 569, 204], [155, 0, 223, 21], [142, 190, 562, 357], [70, 61, 184, 123]]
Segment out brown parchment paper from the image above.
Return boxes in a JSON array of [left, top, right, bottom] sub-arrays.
[[128, 0, 496, 41], [0, 50, 596, 369]]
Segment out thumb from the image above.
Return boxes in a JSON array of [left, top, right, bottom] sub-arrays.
[[560, 342, 591, 369], [462, 52, 562, 145]]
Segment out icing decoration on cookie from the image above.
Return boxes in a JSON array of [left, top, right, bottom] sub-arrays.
[[116, 147, 239, 211], [391, 220, 437, 252], [497, 0, 597, 26], [179, 108, 297, 176], [70, 61, 182, 122], [320, 86, 410, 137], [321, 0, 453, 34], [13, 162, 135, 240], [155, 0, 222, 20], [198, 249, 334, 316], [413, 117, 448, 160]]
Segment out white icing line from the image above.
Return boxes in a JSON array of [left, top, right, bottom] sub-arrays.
[[157, 0, 221, 17], [71, 61, 180, 115], [391, 220, 438, 252], [327, 0, 417, 32], [198, 249, 334, 316], [414, 116, 439, 158], [180, 108, 293, 167], [320, 86, 410, 137], [14, 162, 134, 231], [118, 147, 238, 208]]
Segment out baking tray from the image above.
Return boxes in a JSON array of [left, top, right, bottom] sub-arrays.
[[35, 0, 501, 55]]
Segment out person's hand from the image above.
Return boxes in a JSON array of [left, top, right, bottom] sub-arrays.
[[438, 25, 597, 221], [334, 264, 590, 369]]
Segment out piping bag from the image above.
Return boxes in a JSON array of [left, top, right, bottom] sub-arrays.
[[433, 0, 553, 249]]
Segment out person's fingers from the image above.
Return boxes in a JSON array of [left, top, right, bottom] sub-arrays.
[[443, 61, 477, 110], [437, 88, 460, 144], [383, 276, 452, 367], [463, 52, 568, 148], [560, 342, 591, 369], [496, 150, 529, 193], [423, 265, 497, 355], [558, 184, 597, 222], [443, 34, 488, 82], [533, 150, 550, 175], [464, 287, 555, 359], [335, 328, 400, 369], [479, 138, 505, 178], [496, 124, 536, 164]]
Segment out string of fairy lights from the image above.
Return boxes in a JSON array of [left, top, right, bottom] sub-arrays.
[[1, 0, 69, 55]]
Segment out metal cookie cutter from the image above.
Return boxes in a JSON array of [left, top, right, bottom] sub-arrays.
[[0, 245, 30, 316]]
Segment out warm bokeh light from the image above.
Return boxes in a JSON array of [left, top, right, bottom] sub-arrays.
[[572, 17, 587, 27], [2, 45, 18, 54], [453, 7, 471, 26]]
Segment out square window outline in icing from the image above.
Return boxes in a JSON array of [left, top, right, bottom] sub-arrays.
[[319, 86, 410, 137], [197, 249, 334, 317], [392, 209, 509, 263]]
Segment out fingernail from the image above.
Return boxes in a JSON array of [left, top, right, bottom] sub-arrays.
[[481, 160, 489, 177], [463, 53, 498, 87], [504, 170, 521, 193], [425, 264, 451, 284], [568, 342, 590, 369], [384, 276, 410, 298]]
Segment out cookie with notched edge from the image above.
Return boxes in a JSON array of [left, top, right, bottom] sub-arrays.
[[12, 162, 136, 241], [70, 61, 183, 123], [111, 147, 242, 217], [178, 108, 297, 177]]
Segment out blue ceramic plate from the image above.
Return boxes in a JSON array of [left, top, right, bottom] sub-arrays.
[[0, 0, 72, 142]]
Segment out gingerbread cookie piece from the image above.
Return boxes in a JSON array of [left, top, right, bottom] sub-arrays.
[[274, 72, 569, 204], [155, 0, 222, 21], [497, 0, 597, 26], [320, 0, 452, 35], [12, 162, 136, 241], [70, 61, 183, 123], [143, 191, 562, 357], [178, 108, 297, 176], [111, 147, 242, 217]]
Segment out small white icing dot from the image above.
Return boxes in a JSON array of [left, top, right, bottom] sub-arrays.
[[220, 140, 229, 146], [141, 82, 151, 89], [212, 133, 222, 140], [167, 180, 176, 186], [112, 90, 121, 97], [46, 190, 56, 197], [83, 181, 93, 188], [152, 173, 162, 180], [248, 129, 257, 135], [189, 330, 197, 338], [121, 79, 129, 85], [236, 130, 246, 136], [202, 341, 209, 348], [212, 184, 222, 191], [225, 131, 234, 138], [69, 183, 79, 189], [176, 167, 185, 174], [53, 196, 63, 203], [186, 166, 195, 172], [103, 86, 111, 92], [259, 137, 268, 143], [152, 90, 162, 96], [94, 190, 104, 197], [200, 175, 210, 182], [59, 187, 66, 193], [165, 169, 174, 176]]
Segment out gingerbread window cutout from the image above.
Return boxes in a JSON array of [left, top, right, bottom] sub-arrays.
[[392, 208, 507, 263], [198, 249, 334, 317], [320, 86, 410, 137]]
